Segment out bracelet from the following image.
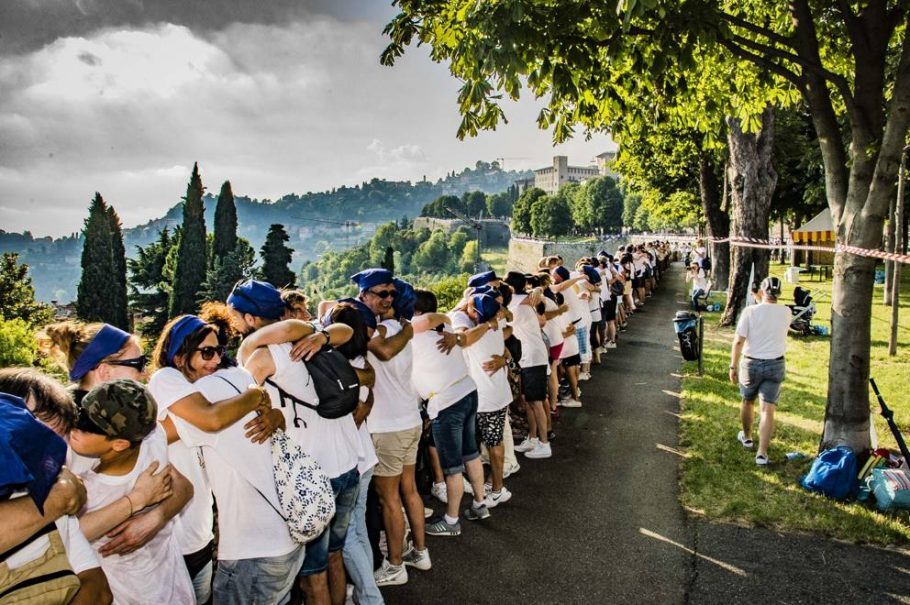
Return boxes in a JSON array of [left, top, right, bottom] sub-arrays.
[[124, 493, 134, 516]]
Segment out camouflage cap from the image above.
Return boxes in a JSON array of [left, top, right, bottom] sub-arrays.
[[81, 378, 157, 443]]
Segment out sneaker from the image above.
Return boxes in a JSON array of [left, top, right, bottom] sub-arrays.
[[560, 398, 582, 408], [425, 516, 462, 536], [484, 487, 512, 508], [503, 462, 520, 478], [424, 506, 433, 519], [373, 559, 408, 586], [525, 441, 552, 459], [606, 341, 617, 349], [464, 503, 491, 521], [515, 438, 538, 453], [431, 482, 448, 504], [579, 372, 591, 381], [402, 545, 432, 571], [755, 454, 769, 466], [737, 430, 754, 449]]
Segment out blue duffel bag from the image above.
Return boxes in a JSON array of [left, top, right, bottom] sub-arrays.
[[800, 446, 858, 500]]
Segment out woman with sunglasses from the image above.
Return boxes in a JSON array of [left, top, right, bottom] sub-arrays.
[[38, 320, 193, 570], [148, 315, 281, 604]]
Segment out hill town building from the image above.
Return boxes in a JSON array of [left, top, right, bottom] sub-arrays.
[[516, 153, 618, 195]]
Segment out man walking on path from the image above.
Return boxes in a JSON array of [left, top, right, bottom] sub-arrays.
[[729, 277, 791, 465]]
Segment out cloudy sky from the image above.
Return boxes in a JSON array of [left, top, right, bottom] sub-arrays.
[[0, 0, 614, 237]]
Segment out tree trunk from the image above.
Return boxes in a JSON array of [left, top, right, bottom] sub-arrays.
[[720, 107, 778, 326], [698, 153, 730, 289]]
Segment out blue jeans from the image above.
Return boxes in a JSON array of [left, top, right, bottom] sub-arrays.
[[738, 357, 786, 404], [431, 390, 480, 475], [191, 560, 213, 604], [213, 545, 305, 605], [301, 467, 360, 576], [342, 468, 384, 605]]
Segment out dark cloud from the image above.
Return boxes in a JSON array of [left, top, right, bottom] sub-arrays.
[[76, 51, 100, 65], [0, 0, 395, 55]]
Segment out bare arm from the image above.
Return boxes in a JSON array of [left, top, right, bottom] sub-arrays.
[[78, 461, 174, 543], [97, 466, 193, 557], [550, 276, 584, 293], [368, 320, 413, 361], [244, 347, 278, 385], [0, 468, 86, 552], [167, 389, 268, 433], [70, 568, 113, 605], [456, 320, 495, 347], [238, 319, 319, 362], [411, 313, 450, 333], [729, 335, 746, 383]]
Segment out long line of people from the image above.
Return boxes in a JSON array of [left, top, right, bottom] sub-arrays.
[[0, 241, 671, 605]]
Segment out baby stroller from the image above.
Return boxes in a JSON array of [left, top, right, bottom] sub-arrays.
[[788, 286, 816, 335]]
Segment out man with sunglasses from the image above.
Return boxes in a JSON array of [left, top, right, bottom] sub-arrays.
[[347, 269, 431, 587]]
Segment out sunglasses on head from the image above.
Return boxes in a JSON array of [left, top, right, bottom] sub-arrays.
[[105, 355, 148, 373], [196, 346, 226, 361], [368, 289, 397, 299]]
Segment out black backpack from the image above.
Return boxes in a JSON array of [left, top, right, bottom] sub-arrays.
[[266, 347, 360, 426], [702, 256, 712, 271]]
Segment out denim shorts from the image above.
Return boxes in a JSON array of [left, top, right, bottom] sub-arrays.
[[214, 544, 305, 605], [576, 326, 590, 356], [738, 357, 786, 404], [431, 390, 481, 475], [300, 467, 360, 576]]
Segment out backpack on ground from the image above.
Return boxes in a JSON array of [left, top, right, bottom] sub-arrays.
[[800, 446, 859, 500], [267, 346, 360, 424]]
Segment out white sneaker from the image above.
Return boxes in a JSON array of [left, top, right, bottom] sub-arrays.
[[560, 398, 582, 408], [484, 487, 512, 508], [606, 341, 617, 349], [374, 559, 408, 586], [525, 442, 552, 459], [503, 462, 520, 478], [579, 372, 591, 381], [402, 544, 432, 571], [423, 506, 433, 519], [431, 482, 448, 504], [515, 438, 538, 453]]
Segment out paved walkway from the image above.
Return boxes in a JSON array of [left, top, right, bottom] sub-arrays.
[[386, 264, 910, 604]]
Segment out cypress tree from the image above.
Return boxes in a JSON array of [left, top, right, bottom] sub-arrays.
[[76, 193, 115, 323], [259, 224, 295, 288], [106, 205, 130, 330], [170, 163, 208, 316], [212, 181, 238, 260], [382, 246, 395, 272]]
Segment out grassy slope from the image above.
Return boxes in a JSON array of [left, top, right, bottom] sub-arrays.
[[679, 262, 910, 545]]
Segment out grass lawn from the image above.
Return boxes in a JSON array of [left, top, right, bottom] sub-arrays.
[[679, 262, 910, 545], [481, 247, 509, 275]]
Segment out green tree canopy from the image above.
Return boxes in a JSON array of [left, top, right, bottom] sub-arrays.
[[572, 176, 624, 233], [106, 205, 129, 330], [128, 228, 174, 337], [512, 187, 546, 234], [213, 180, 238, 259], [530, 189, 572, 238], [0, 253, 53, 327]]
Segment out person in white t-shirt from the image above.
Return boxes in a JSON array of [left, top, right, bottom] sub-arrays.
[[503, 272, 553, 459], [686, 262, 711, 311], [148, 315, 297, 605], [67, 379, 195, 605], [729, 277, 791, 466], [322, 302, 385, 605], [551, 267, 587, 404], [0, 374, 113, 605], [451, 293, 514, 508], [411, 288, 489, 537], [229, 279, 361, 605]]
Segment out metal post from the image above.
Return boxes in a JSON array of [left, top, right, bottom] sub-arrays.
[[889, 148, 906, 355], [698, 315, 704, 376]]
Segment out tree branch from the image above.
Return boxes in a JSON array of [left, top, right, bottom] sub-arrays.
[[716, 37, 804, 88], [719, 12, 794, 49]]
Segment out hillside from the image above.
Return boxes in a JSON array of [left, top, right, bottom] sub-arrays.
[[1, 162, 529, 303]]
